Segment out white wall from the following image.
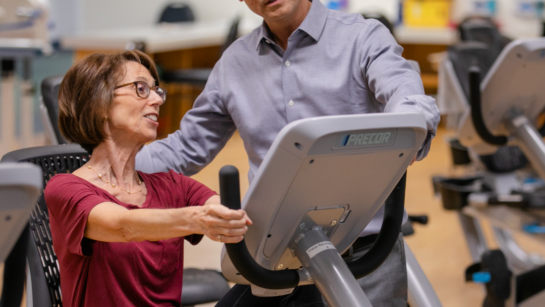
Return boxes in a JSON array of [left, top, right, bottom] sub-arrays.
[[50, 0, 258, 34], [48, 0, 543, 38]]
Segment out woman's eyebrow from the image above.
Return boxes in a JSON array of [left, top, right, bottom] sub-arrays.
[[135, 76, 155, 85]]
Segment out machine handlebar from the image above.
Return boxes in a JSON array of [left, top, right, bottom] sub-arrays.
[[219, 165, 408, 287], [347, 172, 407, 279], [219, 165, 300, 289], [469, 66, 508, 146]]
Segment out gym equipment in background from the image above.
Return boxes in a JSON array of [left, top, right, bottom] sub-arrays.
[[434, 37, 545, 306], [0, 163, 42, 307]]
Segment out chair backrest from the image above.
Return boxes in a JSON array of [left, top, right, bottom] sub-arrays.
[[1, 144, 90, 307], [457, 16, 511, 60], [41, 75, 67, 145], [220, 15, 242, 56], [447, 42, 496, 102], [158, 3, 195, 23]]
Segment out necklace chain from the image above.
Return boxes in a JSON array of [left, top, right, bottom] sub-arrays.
[[87, 165, 143, 195]]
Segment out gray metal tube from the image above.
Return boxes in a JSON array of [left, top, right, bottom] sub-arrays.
[[293, 227, 372, 307], [458, 213, 488, 263], [405, 242, 443, 307], [508, 114, 545, 180]]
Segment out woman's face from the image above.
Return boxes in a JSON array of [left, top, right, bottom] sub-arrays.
[[109, 61, 164, 146]]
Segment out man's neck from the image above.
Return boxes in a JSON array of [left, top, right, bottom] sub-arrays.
[[265, 0, 312, 50]]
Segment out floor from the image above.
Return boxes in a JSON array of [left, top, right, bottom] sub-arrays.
[[184, 126, 545, 307]]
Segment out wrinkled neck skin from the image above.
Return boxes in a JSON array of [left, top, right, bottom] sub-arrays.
[[265, 0, 311, 50], [86, 125, 146, 191]]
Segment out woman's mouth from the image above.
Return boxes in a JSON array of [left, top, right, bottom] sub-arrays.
[[144, 114, 159, 125]]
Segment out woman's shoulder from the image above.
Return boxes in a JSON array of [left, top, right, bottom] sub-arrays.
[[139, 170, 186, 185], [44, 173, 97, 199]]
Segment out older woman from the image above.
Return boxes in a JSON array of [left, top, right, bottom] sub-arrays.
[[44, 50, 250, 307]]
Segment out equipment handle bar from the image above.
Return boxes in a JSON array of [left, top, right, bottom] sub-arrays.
[[219, 165, 409, 286], [469, 66, 507, 146], [347, 172, 407, 279], [219, 165, 300, 289]]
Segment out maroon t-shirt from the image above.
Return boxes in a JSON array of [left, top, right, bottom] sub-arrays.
[[44, 170, 217, 307]]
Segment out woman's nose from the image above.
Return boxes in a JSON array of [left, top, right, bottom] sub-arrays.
[[149, 90, 165, 106]]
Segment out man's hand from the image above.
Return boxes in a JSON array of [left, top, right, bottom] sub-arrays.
[[196, 196, 252, 244]]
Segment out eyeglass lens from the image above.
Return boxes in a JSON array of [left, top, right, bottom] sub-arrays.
[[135, 81, 166, 101]]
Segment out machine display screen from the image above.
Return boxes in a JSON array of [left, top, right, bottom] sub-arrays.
[[332, 129, 397, 149]]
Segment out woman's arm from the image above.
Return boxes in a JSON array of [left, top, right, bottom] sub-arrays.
[[85, 195, 251, 243]]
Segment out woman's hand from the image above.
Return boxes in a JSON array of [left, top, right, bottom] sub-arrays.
[[196, 195, 252, 244]]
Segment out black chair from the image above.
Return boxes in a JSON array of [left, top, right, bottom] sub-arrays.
[[161, 14, 242, 87], [1, 145, 230, 307], [2, 145, 89, 307], [158, 3, 195, 24], [457, 16, 511, 61], [40, 75, 67, 145]]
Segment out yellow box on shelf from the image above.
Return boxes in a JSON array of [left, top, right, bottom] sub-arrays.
[[403, 0, 451, 28]]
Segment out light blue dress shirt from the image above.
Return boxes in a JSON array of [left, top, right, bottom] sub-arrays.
[[136, 0, 440, 235]]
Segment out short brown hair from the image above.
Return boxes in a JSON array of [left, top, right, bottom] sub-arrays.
[[58, 50, 160, 153]]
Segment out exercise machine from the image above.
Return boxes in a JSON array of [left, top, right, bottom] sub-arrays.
[[435, 37, 545, 306], [217, 113, 441, 307], [0, 163, 42, 307]]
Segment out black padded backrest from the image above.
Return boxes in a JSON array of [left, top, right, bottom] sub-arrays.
[[220, 15, 242, 56], [2, 144, 89, 307], [41, 75, 67, 145], [448, 42, 496, 102], [158, 3, 195, 23], [458, 17, 511, 60]]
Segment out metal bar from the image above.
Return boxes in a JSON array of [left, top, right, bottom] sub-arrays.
[[493, 227, 545, 272], [406, 242, 443, 307], [293, 227, 372, 307], [458, 212, 489, 262], [508, 114, 545, 180]]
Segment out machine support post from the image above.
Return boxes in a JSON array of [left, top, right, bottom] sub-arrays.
[[508, 113, 545, 180], [293, 227, 372, 307], [406, 242, 443, 307]]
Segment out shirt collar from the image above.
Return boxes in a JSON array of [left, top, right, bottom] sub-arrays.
[[255, 0, 328, 51]]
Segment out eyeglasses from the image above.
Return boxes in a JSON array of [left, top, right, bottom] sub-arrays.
[[115, 81, 167, 101]]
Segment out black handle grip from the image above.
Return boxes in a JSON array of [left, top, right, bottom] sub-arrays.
[[347, 172, 407, 279], [219, 165, 242, 210], [219, 165, 299, 289], [469, 66, 507, 146], [409, 215, 429, 225]]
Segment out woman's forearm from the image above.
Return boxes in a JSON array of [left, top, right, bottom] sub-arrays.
[[84, 195, 250, 243], [85, 202, 204, 242]]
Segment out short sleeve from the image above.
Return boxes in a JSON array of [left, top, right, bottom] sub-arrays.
[[168, 170, 217, 245], [44, 175, 109, 256]]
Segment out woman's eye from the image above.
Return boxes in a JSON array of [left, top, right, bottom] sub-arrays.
[[136, 83, 147, 94]]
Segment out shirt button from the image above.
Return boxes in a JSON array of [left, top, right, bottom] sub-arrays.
[[288, 100, 294, 107], [266, 40, 271, 44], [285, 61, 291, 67]]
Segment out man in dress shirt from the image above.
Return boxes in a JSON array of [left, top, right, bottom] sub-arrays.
[[136, 0, 440, 305]]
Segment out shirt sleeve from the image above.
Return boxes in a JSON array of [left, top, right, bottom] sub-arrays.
[[169, 170, 217, 245], [136, 60, 237, 175], [360, 20, 441, 160], [44, 175, 107, 256]]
